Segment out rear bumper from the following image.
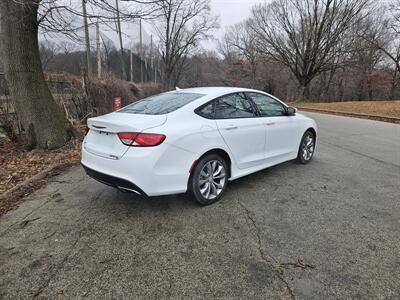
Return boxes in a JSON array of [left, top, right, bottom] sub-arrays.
[[81, 164, 147, 196], [81, 142, 197, 197]]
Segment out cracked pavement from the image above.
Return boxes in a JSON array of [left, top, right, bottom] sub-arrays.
[[0, 112, 399, 299]]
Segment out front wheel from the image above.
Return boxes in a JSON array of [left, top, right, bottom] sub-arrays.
[[297, 130, 316, 164], [189, 154, 228, 205]]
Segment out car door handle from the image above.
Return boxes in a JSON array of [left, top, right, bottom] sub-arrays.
[[225, 125, 238, 130], [265, 122, 275, 126]]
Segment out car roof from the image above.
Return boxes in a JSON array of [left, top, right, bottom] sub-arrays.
[[163, 86, 288, 115], [169, 86, 272, 100], [169, 86, 285, 103], [167, 86, 259, 97]]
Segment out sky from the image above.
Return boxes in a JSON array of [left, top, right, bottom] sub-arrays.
[[134, 0, 265, 49], [211, 0, 263, 33], [201, 0, 264, 49], [40, 0, 266, 51]]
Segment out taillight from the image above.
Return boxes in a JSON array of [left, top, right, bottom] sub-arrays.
[[134, 133, 166, 146], [118, 132, 165, 147], [118, 133, 138, 146]]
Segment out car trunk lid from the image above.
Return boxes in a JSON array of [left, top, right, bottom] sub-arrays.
[[84, 112, 167, 160]]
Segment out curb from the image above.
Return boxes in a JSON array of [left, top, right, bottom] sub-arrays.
[[296, 107, 400, 124]]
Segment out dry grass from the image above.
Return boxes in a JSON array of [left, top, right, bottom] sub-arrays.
[[45, 72, 140, 118], [291, 101, 400, 119]]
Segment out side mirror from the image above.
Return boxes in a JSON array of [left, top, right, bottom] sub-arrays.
[[286, 106, 296, 116]]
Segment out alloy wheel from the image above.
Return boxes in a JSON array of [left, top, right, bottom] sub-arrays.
[[198, 160, 226, 200], [301, 133, 315, 161]]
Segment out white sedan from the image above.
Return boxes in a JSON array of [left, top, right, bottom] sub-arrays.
[[81, 87, 317, 205]]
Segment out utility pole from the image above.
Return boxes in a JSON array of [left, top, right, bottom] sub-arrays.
[[154, 48, 158, 84], [150, 34, 153, 82], [115, 0, 127, 80], [82, 0, 92, 75], [96, 19, 101, 78], [154, 49, 157, 85], [130, 47, 134, 82], [139, 18, 143, 83]]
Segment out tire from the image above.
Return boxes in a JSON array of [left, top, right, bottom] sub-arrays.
[[297, 130, 316, 164], [189, 153, 228, 205]]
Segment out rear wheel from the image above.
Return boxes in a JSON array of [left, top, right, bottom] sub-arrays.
[[297, 130, 315, 164], [189, 154, 228, 205]]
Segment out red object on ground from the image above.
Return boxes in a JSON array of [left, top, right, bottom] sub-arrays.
[[114, 97, 122, 111]]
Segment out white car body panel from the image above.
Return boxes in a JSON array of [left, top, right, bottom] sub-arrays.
[[264, 115, 300, 160], [81, 87, 317, 197], [216, 117, 266, 169]]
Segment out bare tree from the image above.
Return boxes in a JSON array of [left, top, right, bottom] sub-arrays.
[[152, 0, 218, 89], [217, 38, 236, 64], [223, 22, 259, 88], [249, 0, 371, 100], [39, 40, 58, 70], [361, 2, 400, 99], [0, 0, 158, 148], [351, 18, 385, 100], [100, 33, 117, 73]]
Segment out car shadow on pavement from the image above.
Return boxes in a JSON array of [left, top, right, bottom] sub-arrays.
[[99, 159, 305, 211]]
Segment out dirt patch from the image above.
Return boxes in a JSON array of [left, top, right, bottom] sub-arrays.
[[291, 101, 400, 119], [0, 140, 81, 216]]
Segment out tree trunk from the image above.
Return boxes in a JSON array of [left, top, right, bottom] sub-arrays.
[[115, 0, 127, 81], [163, 65, 173, 91], [357, 76, 365, 101], [248, 58, 257, 89], [367, 73, 373, 101], [389, 69, 398, 100], [82, 0, 92, 75], [294, 75, 312, 102], [337, 75, 345, 101], [298, 81, 311, 102], [0, 0, 73, 149], [96, 19, 101, 78]]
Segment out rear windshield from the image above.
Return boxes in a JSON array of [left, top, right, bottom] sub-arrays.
[[118, 92, 205, 115]]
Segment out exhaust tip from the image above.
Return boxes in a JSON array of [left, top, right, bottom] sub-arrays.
[[117, 186, 142, 195]]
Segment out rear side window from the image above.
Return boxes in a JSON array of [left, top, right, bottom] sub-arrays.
[[119, 92, 204, 115], [197, 102, 214, 119]]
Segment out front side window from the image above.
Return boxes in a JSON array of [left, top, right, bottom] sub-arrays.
[[247, 92, 286, 117], [119, 92, 205, 115], [214, 93, 256, 119]]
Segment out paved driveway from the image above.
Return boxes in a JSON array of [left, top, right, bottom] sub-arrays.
[[1, 113, 399, 299]]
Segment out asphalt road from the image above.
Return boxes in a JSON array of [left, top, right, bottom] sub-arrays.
[[0, 113, 399, 299]]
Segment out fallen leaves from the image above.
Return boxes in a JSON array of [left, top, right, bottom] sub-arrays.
[[0, 139, 82, 216]]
